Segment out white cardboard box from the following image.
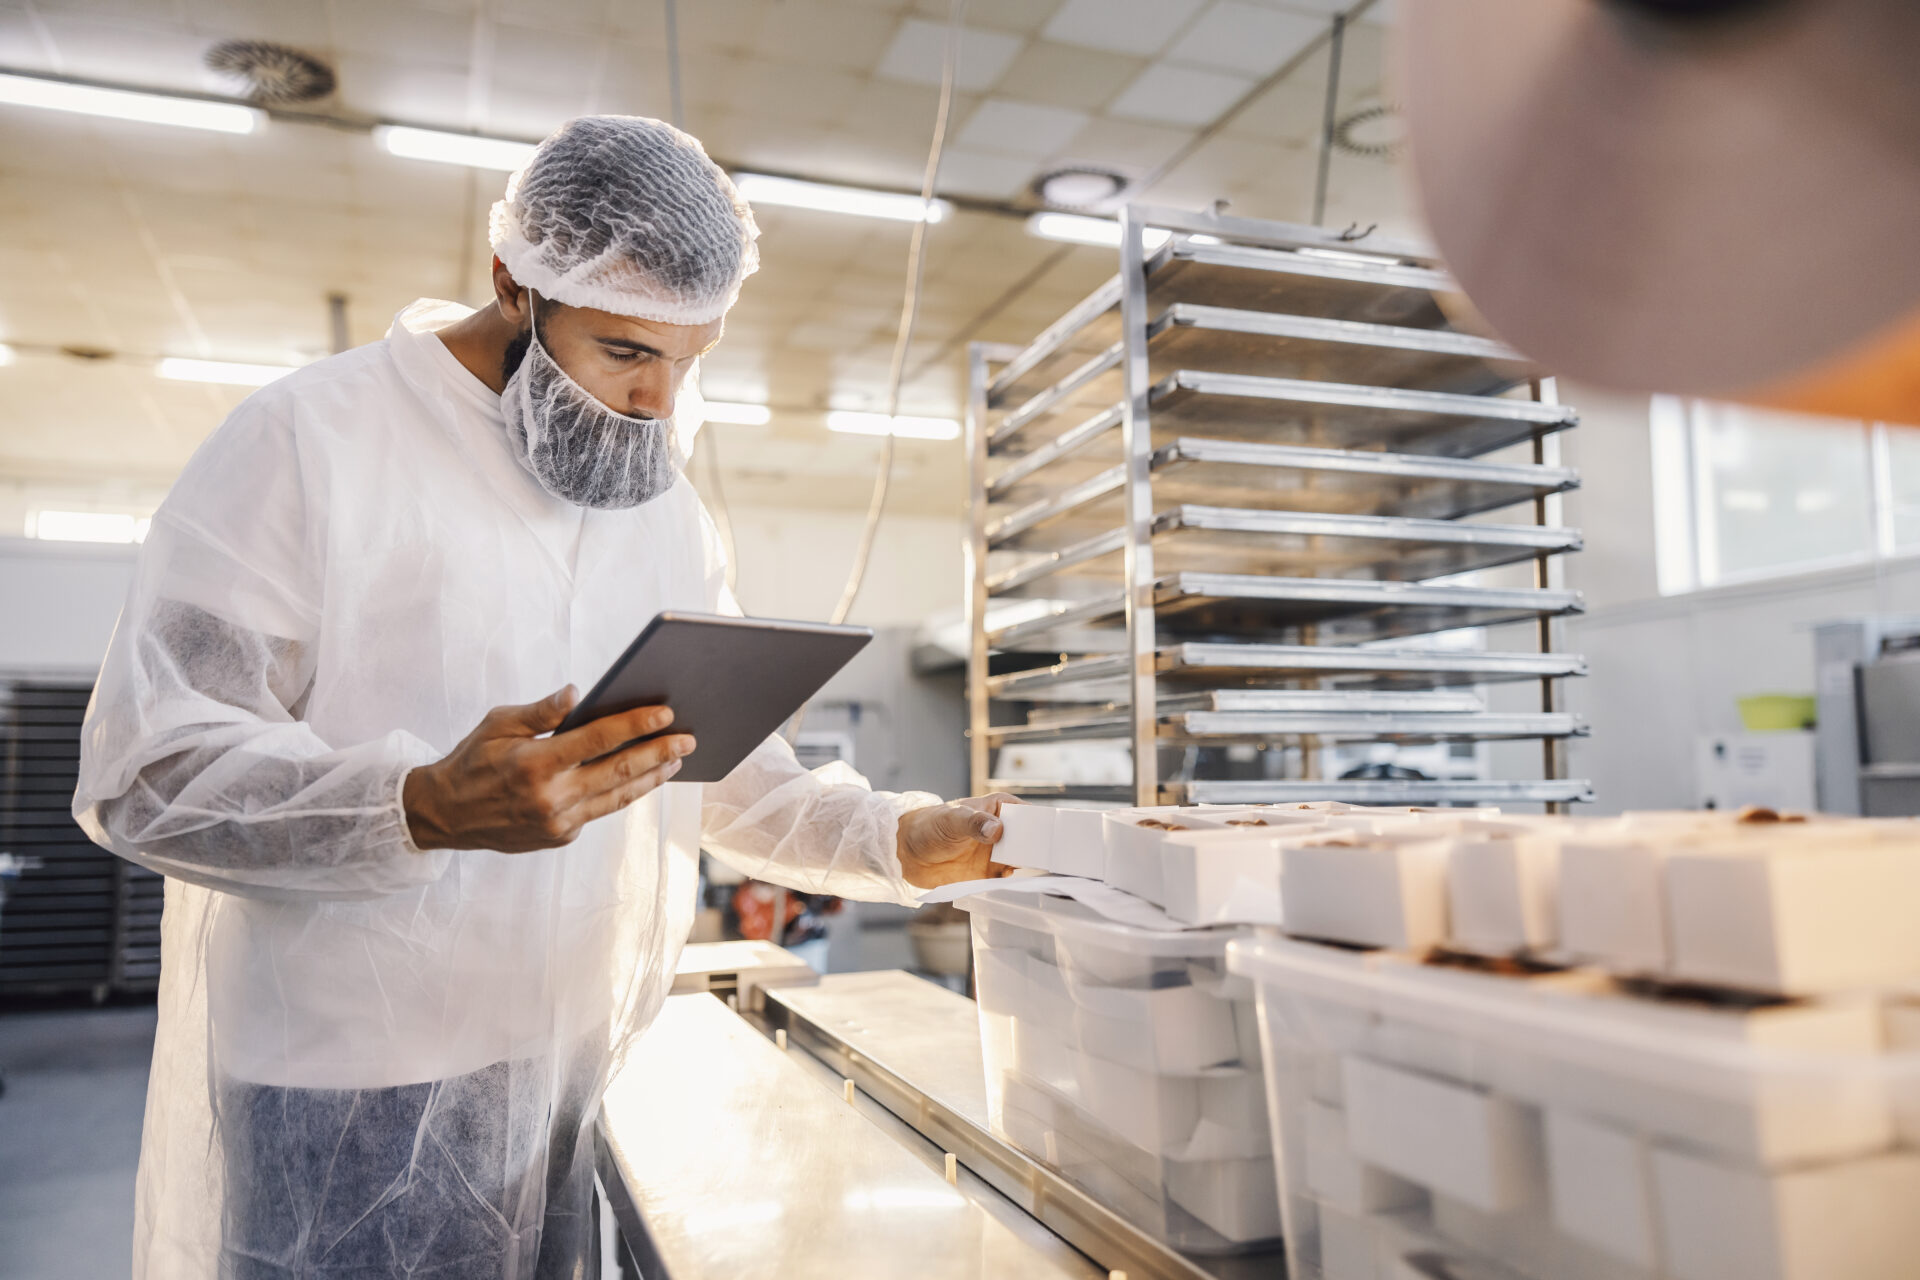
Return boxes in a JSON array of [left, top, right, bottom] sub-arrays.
[[1049, 807, 1110, 879], [994, 802, 1057, 873], [1651, 1146, 1920, 1280], [1446, 834, 1559, 956], [1431, 1191, 1649, 1280], [1341, 1055, 1545, 1213], [1282, 837, 1452, 951], [1305, 1099, 1425, 1215], [1557, 833, 1670, 975], [1165, 1156, 1282, 1243], [1664, 842, 1920, 996], [1544, 1109, 1660, 1270], [1161, 829, 1286, 926], [1526, 988, 1891, 1168], [1883, 1001, 1920, 1146]]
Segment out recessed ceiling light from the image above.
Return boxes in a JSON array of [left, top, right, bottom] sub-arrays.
[[30, 511, 149, 544], [1033, 166, 1128, 211]]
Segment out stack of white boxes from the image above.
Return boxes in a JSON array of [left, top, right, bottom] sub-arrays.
[[961, 888, 1280, 1252], [1222, 807, 1920, 1280]]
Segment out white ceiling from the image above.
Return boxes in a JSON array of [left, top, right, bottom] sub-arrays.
[[0, 0, 1413, 518]]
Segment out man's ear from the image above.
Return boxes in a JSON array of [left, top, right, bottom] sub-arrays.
[[492, 257, 529, 324]]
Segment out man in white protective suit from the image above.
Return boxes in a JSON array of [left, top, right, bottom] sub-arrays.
[[74, 115, 1014, 1280]]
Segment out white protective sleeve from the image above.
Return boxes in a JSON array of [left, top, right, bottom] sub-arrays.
[[74, 412, 449, 903], [700, 733, 938, 908]]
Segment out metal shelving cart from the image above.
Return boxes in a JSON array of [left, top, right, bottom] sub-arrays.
[[964, 205, 1591, 810]]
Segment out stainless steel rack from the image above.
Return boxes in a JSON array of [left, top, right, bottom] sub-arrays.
[[964, 205, 1589, 810]]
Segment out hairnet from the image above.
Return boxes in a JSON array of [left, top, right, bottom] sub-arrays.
[[489, 116, 760, 326]]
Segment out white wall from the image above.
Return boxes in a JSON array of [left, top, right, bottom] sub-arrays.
[[0, 535, 136, 677], [716, 504, 964, 629], [1545, 383, 1908, 814]]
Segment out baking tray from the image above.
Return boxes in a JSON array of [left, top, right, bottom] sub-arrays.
[[1021, 688, 1485, 722], [987, 645, 1588, 701], [987, 237, 1468, 408], [987, 505, 1581, 592], [986, 573, 1585, 651], [986, 710, 1586, 745], [986, 437, 1577, 525]]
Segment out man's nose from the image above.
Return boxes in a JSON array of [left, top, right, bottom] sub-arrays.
[[628, 368, 676, 420]]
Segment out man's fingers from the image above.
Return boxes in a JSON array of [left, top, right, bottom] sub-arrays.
[[484, 685, 578, 737], [571, 733, 696, 795], [547, 703, 675, 765], [566, 756, 683, 827]]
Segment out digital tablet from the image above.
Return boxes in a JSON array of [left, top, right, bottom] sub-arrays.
[[554, 612, 873, 783]]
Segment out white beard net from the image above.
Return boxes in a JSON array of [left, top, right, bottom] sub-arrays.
[[502, 313, 683, 510], [489, 115, 760, 326]]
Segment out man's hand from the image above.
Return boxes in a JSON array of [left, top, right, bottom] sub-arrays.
[[896, 793, 1020, 890], [403, 686, 696, 853]]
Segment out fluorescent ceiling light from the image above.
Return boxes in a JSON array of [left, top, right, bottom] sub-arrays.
[[0, 72, 260, 134], [826, 410, 960, 441], [375, 125, 537, 172], [0, 344, 13, 366], [31, 511, 148, 544], [734, 173, 949, 224], [1025, 212, 1171, 251], [701, 400, 772, 426], [156, 357, 300, 387]]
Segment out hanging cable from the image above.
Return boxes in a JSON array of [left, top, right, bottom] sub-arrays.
[[662, 0, 740, 597], [827, 0, 967, 626]]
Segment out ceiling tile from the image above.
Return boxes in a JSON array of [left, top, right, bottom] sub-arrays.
[[933, 147, 1035, 200], [955, 99, 1088, 159], [332, 55, 472, 130], [488, 23, 602, 90], [1166, 2, 1325, 77], [1107, 61, 1254, 128], [329, 0, 475, 69], [877, 17, 1024, 93], [1055, 115, 1194, 174], [486, 0, 616, 41], [751, 1, 900, 73], [913, 0, 1065, 35], [992, 40, 1142, 112], [1040, 0, 1206, 58]]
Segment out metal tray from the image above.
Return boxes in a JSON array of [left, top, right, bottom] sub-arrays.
[[975, 778, 1597, 806], [986, 437, 1577, 525], [989, 308, 1536, 450], [987, 505, 1581, 592], [987, 645, 1589, 701], [1022, 688, 1485, 722], [1157, 778, 1596, 806], [987, 237, 1467, 407], [987, 709, 1586, 744], [987, 573, 1585, 651]]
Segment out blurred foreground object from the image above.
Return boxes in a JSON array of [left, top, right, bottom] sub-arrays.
[[1400, 0, 1920, 423]]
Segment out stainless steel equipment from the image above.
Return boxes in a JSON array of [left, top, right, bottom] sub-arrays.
[[1815, 617, 1920, 816], [964, 206, 1591, 808], [596, 989, 1104, 1280]]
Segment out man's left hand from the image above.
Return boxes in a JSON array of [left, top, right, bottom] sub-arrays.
[[896, 793, 1020, 890]]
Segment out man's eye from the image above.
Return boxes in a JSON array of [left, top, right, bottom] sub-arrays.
[[605, 348, 648, 363]]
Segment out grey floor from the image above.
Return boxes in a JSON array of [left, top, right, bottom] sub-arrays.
[[0, 1002, 155, 1280]]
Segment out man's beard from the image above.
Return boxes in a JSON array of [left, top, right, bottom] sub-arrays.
[[498, 315, 679, 510]]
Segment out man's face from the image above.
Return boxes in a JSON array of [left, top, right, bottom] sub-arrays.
[[497, 266, 724, 421]]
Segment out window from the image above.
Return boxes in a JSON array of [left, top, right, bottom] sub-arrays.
[[1651, 396, 1896, 593]]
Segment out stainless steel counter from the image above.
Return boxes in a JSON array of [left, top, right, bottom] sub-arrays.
[[762, 972, 1288, 1280], [596, 990, 1105, 1280]]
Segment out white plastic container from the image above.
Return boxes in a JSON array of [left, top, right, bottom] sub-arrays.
[[1227, 932, 1920, 1280], [961, 888, 1280, 1253]]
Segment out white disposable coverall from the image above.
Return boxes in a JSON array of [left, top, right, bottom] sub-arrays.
[[74, 299, 936, 1280]]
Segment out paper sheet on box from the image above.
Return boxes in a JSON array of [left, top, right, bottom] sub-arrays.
[[920, 872, 1202, 931]]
